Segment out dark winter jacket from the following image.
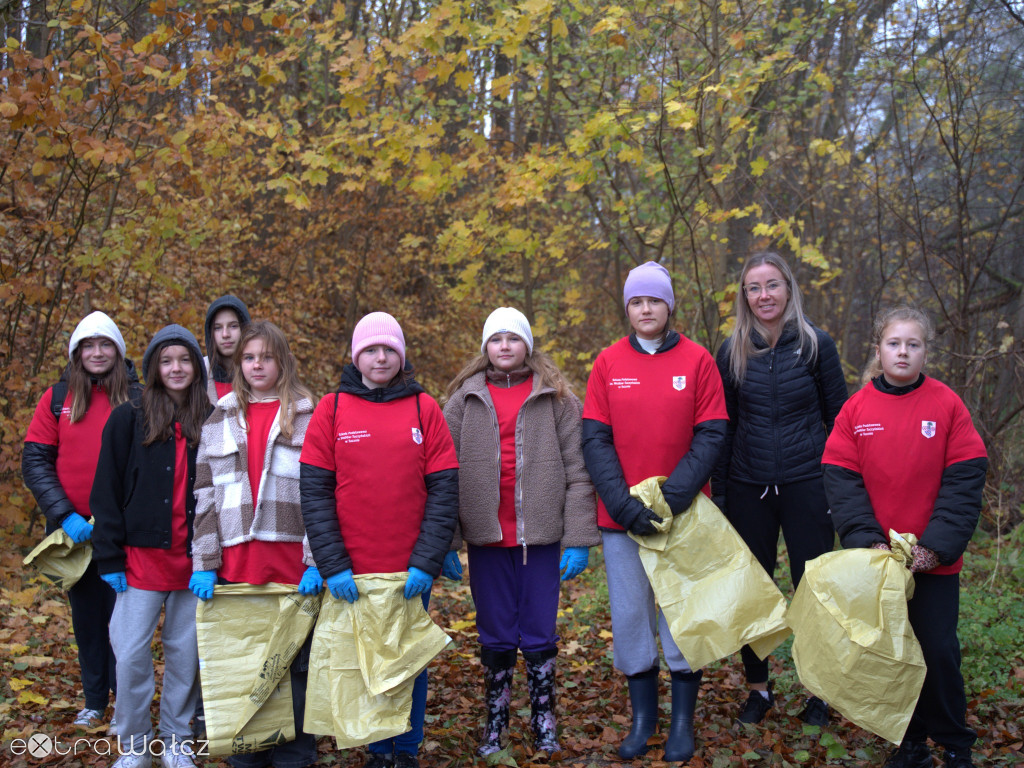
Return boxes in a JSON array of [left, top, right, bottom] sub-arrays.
[[300, 363, 459, 579], [581, 331, 727, 526], [22, 359, 141, 534], [90, 399, 210, 575], [712, 321, 847, 499]]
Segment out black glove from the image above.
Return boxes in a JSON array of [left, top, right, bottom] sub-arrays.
[[627, 505, 663, 537]]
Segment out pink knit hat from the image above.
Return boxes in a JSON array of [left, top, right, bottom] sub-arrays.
[[351, 312, 406, 368]]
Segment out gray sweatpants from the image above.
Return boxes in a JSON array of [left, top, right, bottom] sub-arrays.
[[110, 586, 200, 753], [602, 530, 692, 676]]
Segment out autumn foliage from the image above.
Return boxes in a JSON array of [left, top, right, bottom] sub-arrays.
[[2, 0, 1024, 762]]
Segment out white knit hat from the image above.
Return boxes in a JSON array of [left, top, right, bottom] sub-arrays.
[[480, 307, 533, 355], [69, 311, 126, 360]]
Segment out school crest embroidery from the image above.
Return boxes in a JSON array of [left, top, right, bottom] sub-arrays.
[[921, 420, 936, 438], [411, 427, 423, 445], [672, 376, 686, 391]]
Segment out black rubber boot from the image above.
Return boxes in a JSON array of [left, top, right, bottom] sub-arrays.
[[478, 648, 517, 757], [618, 668, 660, 759], [524, 648, 560, 755], [663, 670, 702, 762]]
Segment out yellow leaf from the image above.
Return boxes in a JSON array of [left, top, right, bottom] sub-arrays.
[[9, 678, 32, 691], [448, 619, 476, 631], [750, 157, 768, 177], [552, 18, 568, 38], [171, 130, 189, 146], [14, 655, 52, 668], [6, 37, 20, 49], [598, 629, 613, 639], [0, 101, 18, 117], [18, 690, 49, 706]]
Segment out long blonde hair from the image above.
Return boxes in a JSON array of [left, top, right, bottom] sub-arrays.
[[727, 251, 819, 382], [445, 348, 570, 402], [232, 321, 314, 440], [861, 306, 934, 385]]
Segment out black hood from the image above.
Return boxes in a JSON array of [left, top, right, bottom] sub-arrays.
[[337, 362, 425, 403], [204, 295, 250, 382]]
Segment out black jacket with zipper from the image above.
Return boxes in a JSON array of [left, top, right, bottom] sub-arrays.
[[712, 321, 847, 501], [90, 399, 209, 575]]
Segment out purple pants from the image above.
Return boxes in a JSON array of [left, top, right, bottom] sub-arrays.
[[467, 542, 561, 654]]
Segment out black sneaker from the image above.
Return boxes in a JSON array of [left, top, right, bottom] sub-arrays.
[[883, 741, 932, 768], [943, 749, 974, 768], [737, 686, 774, 724], [393, 754, 419, 768], [798, 696, 830, 727], [363, 754, 394, 768]]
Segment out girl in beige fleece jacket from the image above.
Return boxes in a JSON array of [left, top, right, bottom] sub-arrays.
[[443, 307, 599, 759]]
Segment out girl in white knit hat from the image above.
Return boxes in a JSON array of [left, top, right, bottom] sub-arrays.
[[443, 307, 598, 758], [22, 311, 139, 732]]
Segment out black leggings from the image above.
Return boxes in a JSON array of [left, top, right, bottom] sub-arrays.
[[725, 477, 835, 684], [904, 573, 975, 751]]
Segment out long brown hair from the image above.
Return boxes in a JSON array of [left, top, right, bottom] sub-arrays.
[[445, 348, 571, 402], [143, 344, 209, 447], [66, 346, 130, 423], [232, 321, 314, 440], [727, 251, 818, 383], [861, 305, 934, 385]]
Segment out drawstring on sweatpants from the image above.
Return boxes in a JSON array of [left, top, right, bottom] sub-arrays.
[[759, 485, 779, 500]]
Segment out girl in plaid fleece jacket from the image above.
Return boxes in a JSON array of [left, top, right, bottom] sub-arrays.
[[191, 320, 320, 768]]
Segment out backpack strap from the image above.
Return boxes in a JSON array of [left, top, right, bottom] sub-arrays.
[[49, 382, 68, 420]]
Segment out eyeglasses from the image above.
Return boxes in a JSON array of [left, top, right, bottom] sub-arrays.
[[742, 280, 787, 298]]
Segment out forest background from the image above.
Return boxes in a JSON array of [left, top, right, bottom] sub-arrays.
[[1, 0, 1023, 765]]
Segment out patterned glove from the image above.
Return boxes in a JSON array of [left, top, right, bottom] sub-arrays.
[[910, 544, 939, 573], [870, 541, 892, 552]]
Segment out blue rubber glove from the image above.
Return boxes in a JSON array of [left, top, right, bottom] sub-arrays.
[[559, 547, 589, 581], [189, 570, 217, 601], [298, 566, 324, 595], [61, 514, 93, 544], [404, 566, 433, 599], [100, 572, 127, 593], [325, 569, 358, 602], [442, 551, 463, 581]]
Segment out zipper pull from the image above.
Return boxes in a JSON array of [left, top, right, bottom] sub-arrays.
[[522, 541, 527, 565]]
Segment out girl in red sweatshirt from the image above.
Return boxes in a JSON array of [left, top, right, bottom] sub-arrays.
[[23, 311, 137, 730]]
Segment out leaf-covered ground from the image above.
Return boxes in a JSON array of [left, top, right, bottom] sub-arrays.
[[2, 544, 1022, 767]]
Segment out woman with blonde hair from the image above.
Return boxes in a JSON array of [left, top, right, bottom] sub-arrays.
[[712, 251, 847, 726]]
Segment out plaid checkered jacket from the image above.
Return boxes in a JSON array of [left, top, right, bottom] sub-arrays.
[[192, 392, 315, 571]]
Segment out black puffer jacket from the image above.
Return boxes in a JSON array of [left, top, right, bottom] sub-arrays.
[[713, 321, 847, 496], [300, 363, 459, 580]]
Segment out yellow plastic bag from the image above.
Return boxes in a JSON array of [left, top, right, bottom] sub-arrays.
[[789, 531, 926, 744], [304, 574, 453, 748], [195, 583, 322, 757], [628, 477, 791, 670], [23, 526, 92, 590]]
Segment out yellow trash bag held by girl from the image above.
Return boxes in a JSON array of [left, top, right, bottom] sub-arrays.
[[304, 574, 452, 748], [628, 477, 790, 670], [789, 531, 927, 744]]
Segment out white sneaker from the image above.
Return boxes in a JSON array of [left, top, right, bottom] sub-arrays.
[[160, 741, 199, 768], [74, 707, 103, 727], [111, 752, 152, 768]]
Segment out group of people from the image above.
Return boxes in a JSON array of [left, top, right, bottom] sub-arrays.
[[22, 252, 987, 768]]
